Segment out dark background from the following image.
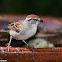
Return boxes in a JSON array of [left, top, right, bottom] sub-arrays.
[[0, 0, 62, 48], [0, 0, 62, 16]]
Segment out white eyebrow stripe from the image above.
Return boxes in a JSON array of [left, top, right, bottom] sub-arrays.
[[26, 18, 40, 20], [26, 18, 32, 20]]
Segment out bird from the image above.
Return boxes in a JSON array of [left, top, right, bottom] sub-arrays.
[[7, 14, 43, 51]]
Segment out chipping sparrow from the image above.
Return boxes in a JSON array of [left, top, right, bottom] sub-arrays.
[[7, 14, 43, 51]]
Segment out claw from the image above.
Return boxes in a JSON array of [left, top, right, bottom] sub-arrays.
[[7, 45, 11, 52]]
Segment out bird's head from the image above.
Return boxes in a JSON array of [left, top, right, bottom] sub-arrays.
[[24, 14, 43, 24]]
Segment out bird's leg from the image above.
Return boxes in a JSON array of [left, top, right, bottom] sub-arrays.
[[7, 36, 12, 52], [22, 40, 33, 52]]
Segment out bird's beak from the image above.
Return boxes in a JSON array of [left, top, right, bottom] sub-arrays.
[[40, 19, 43, 22]]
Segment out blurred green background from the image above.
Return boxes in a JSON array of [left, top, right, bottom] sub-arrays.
[[0, 0, 62, 16]]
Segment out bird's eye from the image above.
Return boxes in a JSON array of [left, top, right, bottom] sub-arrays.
[[28, 19, 32, 21], [33, 19, 38, 21]]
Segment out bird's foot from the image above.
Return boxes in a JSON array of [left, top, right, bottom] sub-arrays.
[[6, 45, 11, 52], [28, 46, 34, 52], [28, 46, 40, 52]]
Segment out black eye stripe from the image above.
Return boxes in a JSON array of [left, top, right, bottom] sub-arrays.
[[33, 19, 38, 21], [30, 19, 32, 20], [28, 19, 32, 21]]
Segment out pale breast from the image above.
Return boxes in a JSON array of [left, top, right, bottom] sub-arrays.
[[9, 24, 37, 40], [18, 25, 37, 40]]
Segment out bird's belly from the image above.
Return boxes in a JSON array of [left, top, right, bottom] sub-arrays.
[[9, 26, 37, 40], [17, 29, 37, 40]]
